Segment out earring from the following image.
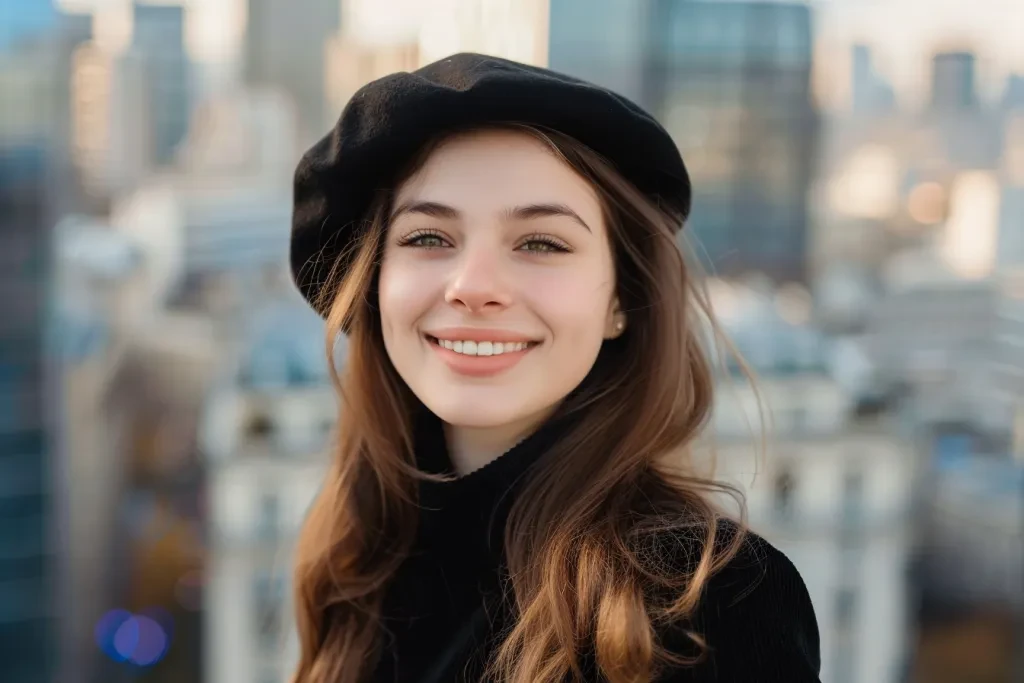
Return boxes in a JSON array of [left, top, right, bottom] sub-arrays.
[[615, 318, 625, 332]]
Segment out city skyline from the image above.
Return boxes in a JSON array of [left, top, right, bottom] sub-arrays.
[[61, 0, 1024, 105], [814, 0, 1024, 107]]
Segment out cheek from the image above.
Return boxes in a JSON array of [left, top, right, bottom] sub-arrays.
[[378, 257, 434, 339], [527, 270, 614, 339]]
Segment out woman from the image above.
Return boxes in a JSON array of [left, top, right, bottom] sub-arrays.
[[288, 54, 820, 683]]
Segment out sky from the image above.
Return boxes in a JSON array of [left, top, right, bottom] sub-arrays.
[[1, 0, 58, 49], [813, 0, 1024, 105], [59, 0, 1024, 105]]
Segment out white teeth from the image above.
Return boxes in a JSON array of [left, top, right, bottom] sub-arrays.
[[434, 339, 531, 356]]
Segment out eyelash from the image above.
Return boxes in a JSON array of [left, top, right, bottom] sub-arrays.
[[396, 229, 572, 254], [396, 229, 449, 249]]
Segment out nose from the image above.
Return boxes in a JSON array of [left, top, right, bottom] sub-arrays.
[[444, 244, 512, 314]]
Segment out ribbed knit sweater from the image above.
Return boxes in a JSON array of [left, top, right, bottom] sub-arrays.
[[367, 409, 821, 682]]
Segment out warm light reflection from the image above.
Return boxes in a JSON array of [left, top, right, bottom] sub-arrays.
[[940, 171, 1000, 280], [829, 143, 900, 219], [343, 0, 427, 44], [93, 2, 133, 54], [186, 0, 245, 62], [906, 181, 947, 224], [71, 42, 113, 185]]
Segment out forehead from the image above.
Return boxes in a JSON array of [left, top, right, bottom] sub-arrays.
[[393, 129, 603, 221]]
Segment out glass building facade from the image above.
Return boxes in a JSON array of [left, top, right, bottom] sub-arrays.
[[1, 2, 68, 680], [131, 3, 193, 166], [0, 144, 56, 683], [550, 0, 818, 283]]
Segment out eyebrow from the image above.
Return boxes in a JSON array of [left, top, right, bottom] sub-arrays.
[[390, 200, 592, 233]]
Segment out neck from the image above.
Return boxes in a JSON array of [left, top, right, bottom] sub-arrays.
[[444, 409, 555, 476]]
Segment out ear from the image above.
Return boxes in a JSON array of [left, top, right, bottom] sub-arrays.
[[604, 298, 626, 340]]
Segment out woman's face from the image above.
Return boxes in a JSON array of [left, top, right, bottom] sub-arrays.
[[378, 129, 623, 441]]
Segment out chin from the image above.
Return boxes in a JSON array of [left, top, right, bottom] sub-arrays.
[[425, 401, 525, 430], [420, 391, 547, 431]]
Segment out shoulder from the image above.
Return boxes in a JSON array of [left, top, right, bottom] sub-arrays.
[[656, 521, 822, 682]]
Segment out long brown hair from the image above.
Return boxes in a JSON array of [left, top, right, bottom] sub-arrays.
[[290, 124, 752, 683]]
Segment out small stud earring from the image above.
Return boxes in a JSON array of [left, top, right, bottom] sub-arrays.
[[615, 319, 625, 332]]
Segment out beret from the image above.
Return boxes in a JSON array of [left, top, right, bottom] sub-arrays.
[[291, 52, 690, 313]]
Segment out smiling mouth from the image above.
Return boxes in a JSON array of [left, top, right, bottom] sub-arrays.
[[425, 335, 540, 357]]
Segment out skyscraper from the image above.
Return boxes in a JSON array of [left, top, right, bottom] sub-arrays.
[[0, 3, 63, 681], [930, 51, 978, 111], [548, 0, 647, 103], [850, 44, 895, 114], [130, 3, 192, 166], [550, 0, 817, 282], [655, 0, 817, 282], [244, 0, 340, 147], [1003, 73, 1024, 110], [0, 147, 57, 683]]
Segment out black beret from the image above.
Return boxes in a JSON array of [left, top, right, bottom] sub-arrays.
[[291, 52, 690, 312]]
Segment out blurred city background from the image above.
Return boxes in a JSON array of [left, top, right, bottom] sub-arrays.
[[1, 0, 1022, 682]]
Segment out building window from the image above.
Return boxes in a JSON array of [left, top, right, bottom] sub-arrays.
[[253, 572, 285, 649], [255, 491, 280, 540], [246, 413, 274, 441], [832, 587, 858, 683], [835, 587, 857, 628], [840, 469, 865, 524], [773, 466, 796, 521]]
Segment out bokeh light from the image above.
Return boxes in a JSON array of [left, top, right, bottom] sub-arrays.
[[906, 181, 948, 224], [95, 608, 172, 667], [112, 616, 140, 660], [128, 615, 170, 666], [94, 609, 133, 662]]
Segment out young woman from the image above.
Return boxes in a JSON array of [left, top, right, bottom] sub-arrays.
[[287, 54, 820, 683]]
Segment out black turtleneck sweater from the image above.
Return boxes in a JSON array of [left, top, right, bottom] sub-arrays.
[[369, 412, 821, 682]]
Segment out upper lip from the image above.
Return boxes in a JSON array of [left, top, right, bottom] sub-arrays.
[[425, 327, 541, 343]]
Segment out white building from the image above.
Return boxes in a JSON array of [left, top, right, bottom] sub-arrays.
[[70, 40, 152, 199], [325, 0, 550, 121], [200, 303, 336, 683], [712, 373, 917, 683], [859, 278, 1002, 426], [707, 290, 918, 683]]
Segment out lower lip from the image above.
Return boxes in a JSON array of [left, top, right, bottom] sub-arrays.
[[428, 339, 535, 377]]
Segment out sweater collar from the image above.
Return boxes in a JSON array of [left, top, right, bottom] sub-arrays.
[[413, 403, 568, 491], [410, 402, 572, 556]]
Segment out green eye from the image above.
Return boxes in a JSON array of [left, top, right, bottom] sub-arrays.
[[398, 230, 449, 248], [414, 234, 445, 248], [518, 236, 570, 253]]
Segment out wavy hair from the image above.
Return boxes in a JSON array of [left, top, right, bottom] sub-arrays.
[[290, 123, 754, 683]]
